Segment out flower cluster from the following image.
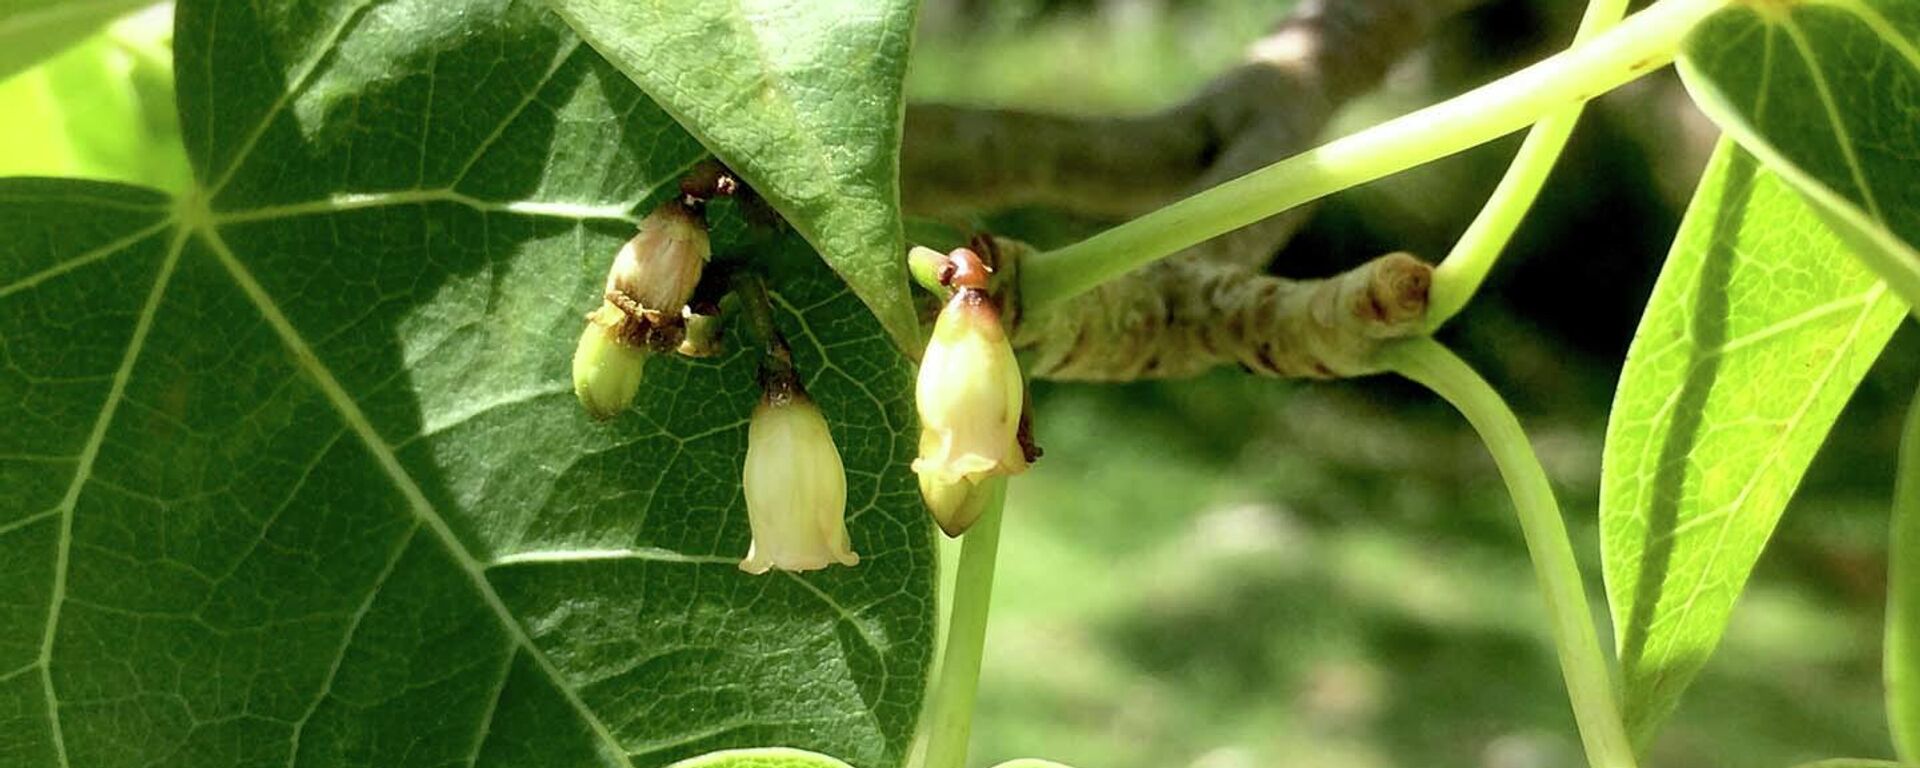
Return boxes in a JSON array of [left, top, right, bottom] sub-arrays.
[[572, 198, 1035, 573], [572, 200, 713, 421], [571, 196, 858, 573]]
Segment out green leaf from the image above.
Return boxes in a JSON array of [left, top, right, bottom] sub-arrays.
[[0, 0, 152, 80], [1788, 761, 1912, 768], [670, 748, 856, 768], [1678, 0, 1920, 310], [543, 0, 924, 352], [0, 13, 192, 194], [1599, 140, 1907, 745], [1890, 387, 1920, 763], [0, 0, 936, 766]]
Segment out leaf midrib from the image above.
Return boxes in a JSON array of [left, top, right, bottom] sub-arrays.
[[1639, 283, 1895, 673]]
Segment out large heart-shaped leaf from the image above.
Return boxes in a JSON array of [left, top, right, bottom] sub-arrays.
[[0, 1, 935, 766], [1677, 0, 1920, 309], [1600, 141, 1906, 745], [543, 0, 923, 352]]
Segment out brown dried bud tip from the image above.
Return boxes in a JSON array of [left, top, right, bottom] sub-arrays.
[[679, 161, 740, 203], [939, 247, 992, 291]]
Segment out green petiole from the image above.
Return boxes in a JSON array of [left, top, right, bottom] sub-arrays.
[[1380, 338, 1636, 768], [1424, 0, 1632, 331], [1019, 0, 1728, 312], [917, 477, 1010, 768]]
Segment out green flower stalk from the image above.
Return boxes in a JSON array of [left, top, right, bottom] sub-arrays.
[[677, 305, 725, 358], [914, 248, 1028, 536], [740, 379, 859, 574]]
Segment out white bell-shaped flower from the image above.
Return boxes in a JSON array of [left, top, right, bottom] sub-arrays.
[[740, 394, 858, 574], [912, 248, 1027, 535]]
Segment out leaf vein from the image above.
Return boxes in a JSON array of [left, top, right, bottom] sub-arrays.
[[1643, 283, 1893, 670], [461, 640, 519, 768], [448, 38, 585, 189], [284, 523, 421, 768], [485, 547, 738, 568], [207, 0, 380, 196], [0, 219, 173, 300], [198, 225, 640, 768], [37, 224, 188, 768], [1778, 13, 1889, 224]]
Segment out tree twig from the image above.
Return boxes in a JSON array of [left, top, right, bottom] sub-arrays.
[[902, 0, 1490, 379]]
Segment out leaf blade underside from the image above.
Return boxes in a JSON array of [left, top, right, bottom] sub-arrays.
[[1599, 140, 1906, 746], [0, 1, 935, 767], [543, 0, 925, 352], [1679, 0, 1920, 309]]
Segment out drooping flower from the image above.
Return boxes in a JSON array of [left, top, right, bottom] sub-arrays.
[[605, 201, 711, 319], [740, 389, 858, 574], [572, 301, 648, 421], [913, 248, 1028, 536]]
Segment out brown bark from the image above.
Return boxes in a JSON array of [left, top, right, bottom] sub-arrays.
[[902, 0, 1490, 379]]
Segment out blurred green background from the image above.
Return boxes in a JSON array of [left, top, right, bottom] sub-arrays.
[[6, 2, 1914, 767]]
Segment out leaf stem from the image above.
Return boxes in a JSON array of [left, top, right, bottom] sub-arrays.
[[1424, 0, 1631, 331], [732, 271, 783, 352], [1379, 337, 1636, 768], [1019, 0, 1728, 312], [920, 478, 1009, 768], [1887, 383, 1920, 763]]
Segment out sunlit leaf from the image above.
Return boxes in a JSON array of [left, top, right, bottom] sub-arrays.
[[0, 10, 191, 193], [1599, 140, 1906, 745], [0, 0, 151, 80], [1679, 0, 1920, 310], [1787, 761, 1911, 768], [0, 0, 935, 766], [544, 0, 924, 352], [670, 748, 857, 768]]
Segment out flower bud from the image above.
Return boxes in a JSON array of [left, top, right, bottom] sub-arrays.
[[740, 392, 858, 574], [907, 245, 948, 294], [913, 261, 1027, 535], [572, 301, 648, 420], [607, 201, 710, 318]]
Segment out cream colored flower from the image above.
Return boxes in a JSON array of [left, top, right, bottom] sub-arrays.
[[913, 287, 1027, 535], [740, 395, 858, 574], [606, 202, 710, 316]]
